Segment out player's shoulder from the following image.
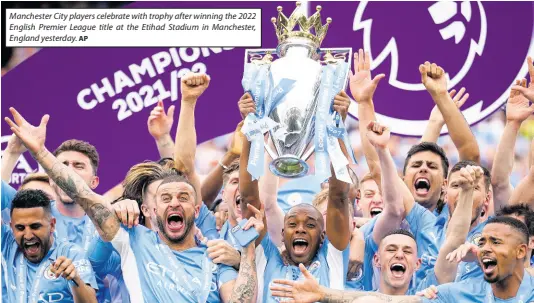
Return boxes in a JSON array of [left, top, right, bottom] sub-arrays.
[[438, 277, 488, 296]]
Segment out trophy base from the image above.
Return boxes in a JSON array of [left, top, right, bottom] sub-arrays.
[[269, 155, 309, 178]]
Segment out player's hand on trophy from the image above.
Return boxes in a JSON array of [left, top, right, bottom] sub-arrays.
[[181, 72, 210, 104], [366, 121, 390, 149], [507, 78, 534, 124], [420, 61, 448, 97], [147, 100, 175, 141], [349, 48, 385, 103], [238, 92, 256, 119], [511, 56, 534, 102], [333, 91, 351, 121], [229, 121, 245, 156], [4, 107, 49, 156]]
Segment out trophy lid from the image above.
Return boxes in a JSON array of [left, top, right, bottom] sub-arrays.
[[271, 2, 332, 50]]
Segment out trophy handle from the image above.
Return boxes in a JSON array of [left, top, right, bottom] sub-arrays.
[[318, 48, 353, 90], [302, 144, 315, 162], [244, 49, 278, 65]]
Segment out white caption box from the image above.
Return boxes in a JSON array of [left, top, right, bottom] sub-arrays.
[[6, 8, 262, 47]]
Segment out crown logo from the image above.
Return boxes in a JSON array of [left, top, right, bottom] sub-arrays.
[[271, 2, 332, 47]]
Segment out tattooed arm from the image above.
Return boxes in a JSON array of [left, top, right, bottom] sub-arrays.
[[5, 108, 120, 242], [321, 287, 422, 303], [220, 203, 263, 303], [34, 148, 120, 241], [220, 244, 257, 303], [270, 264, 424, 303]]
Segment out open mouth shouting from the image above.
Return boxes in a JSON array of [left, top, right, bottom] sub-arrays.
[[235, 195, 242, 216], [481, 257, 498, 275], [389, 263, 407, 279], [414, 178, 431, 197], [166, 211, 184, 232], [292, 238, 309, 257], [370, 207, 383, 217], [22, 238, 42, 259]]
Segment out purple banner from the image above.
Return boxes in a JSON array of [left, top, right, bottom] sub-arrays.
[[2, 1, 533, 191]]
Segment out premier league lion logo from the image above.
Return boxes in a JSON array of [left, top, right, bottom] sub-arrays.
[[340, 1, 534, 136]]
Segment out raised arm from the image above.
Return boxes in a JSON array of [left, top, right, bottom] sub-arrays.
[[420, 61, 480, 163], [491, 81, 534, 211], [174, 73, 210, 204], [366, 122, 405, 244], [5, 108, 120, 241], [259, 152, 284, 246], [511, 56, 534, 103], [200, 122, 242, 208], [420, 88, 469, 143], [509, 165, 534, 209], [350, 49, 415, 215], [349, 49, 385, 186], [2, 131, 36, 182], [239, 135, 267, 245], [326, 160, 351, 250], [434, 166, 480, 284], [220, 204, 263, 303], [147, 100, 175, 159]]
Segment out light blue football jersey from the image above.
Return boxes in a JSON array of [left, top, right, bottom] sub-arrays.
[[110, 225, 237, 303], [422, 271, 534, 303], [2, 224, 98, 303], [256, 233, 350, 302]]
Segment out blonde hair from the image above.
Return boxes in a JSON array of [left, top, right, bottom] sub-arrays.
[[312, 188, 329, 209], [312, 188, 354, 215], [19, 172, 50, 190]]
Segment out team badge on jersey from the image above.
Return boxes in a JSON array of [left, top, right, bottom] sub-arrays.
[[44, 264, 59, 281], [287, 193, 303, 207]]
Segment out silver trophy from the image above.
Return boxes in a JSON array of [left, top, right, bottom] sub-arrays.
[[243, 2, 352, 178]]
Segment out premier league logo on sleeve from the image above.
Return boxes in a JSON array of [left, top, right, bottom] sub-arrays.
[[338, 1, 534, 136]]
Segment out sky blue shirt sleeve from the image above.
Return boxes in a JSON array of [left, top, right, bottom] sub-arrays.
[[421, 282, 457, 303], [87, 236, 122, 278], [356, 234, 379, 291], [259, 232, 281, 261], [405, 203, 439, 280], [1, 181, 16, 211], [359, 216, 378, 239], [1, 224, 14, 255], [86, 236, 119, 302], [216, 263, 238, 290], [415, 268, 440, 293], [195, 203, 219, 240]]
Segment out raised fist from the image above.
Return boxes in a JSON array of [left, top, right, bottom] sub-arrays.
[[420, 61, 447, 97], [456, 165, 483, 191], [181, 72, 210, 104], [366, 121, 390, 149]]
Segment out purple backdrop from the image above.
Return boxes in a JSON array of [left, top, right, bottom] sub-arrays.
[[2, 1, 533, 192]]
